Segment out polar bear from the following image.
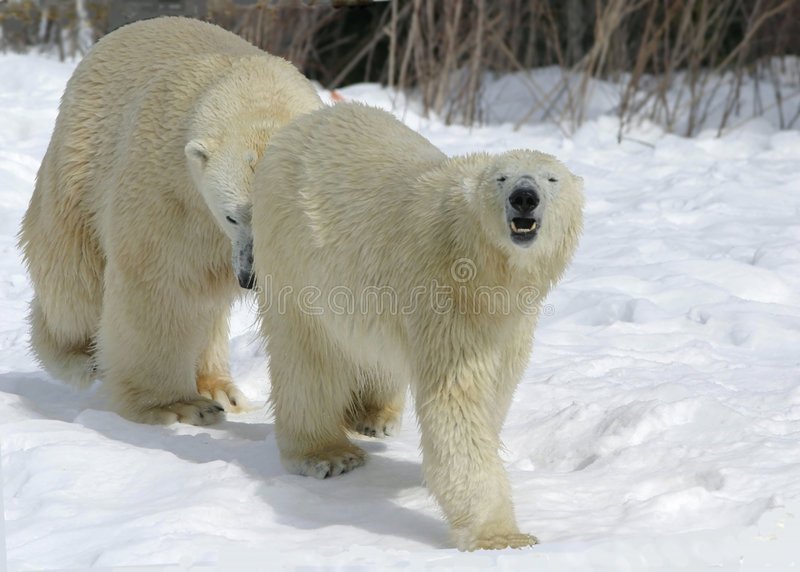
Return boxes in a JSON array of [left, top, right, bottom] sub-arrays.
[[251, 102, 584, 550], [19, 17, 322, 425]]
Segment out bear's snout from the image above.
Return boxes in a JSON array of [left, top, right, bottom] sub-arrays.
[[508, 187, 539, 215], [507, 184, 541, 246]]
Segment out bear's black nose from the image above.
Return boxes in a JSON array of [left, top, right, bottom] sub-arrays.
[[239, 271, 256, 290], [508, 188, 540, 215]]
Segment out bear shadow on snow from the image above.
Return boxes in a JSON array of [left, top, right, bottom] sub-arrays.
[[0, 372, 448, 547], [0, 371, 99, 422]]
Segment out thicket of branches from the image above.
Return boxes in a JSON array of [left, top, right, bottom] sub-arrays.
[[235, 0, 798, 136], [2, 0, 799, 136]]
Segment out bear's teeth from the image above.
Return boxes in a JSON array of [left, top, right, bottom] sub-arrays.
[[511, 220, 536, 234]]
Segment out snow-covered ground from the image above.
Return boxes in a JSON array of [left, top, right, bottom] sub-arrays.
[[1, 53, 800, 570]]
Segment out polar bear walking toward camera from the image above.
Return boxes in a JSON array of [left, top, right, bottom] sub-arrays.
[[19, 17, 322, 425], [252, 102, 584, 550]]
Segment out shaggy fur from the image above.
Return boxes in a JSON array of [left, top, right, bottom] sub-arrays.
[[252, 102, 584, 550], [19, 17, 322, 425]]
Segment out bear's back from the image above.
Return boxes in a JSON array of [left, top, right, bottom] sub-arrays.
[[262, 102, 446, 205], [63, 17, 261, 125], [286, 102, 443, 169], [253, 102, 451, 294], [47, 18, 272, 215], [257, 103, 447, 248], [88, 17, 260, 72]]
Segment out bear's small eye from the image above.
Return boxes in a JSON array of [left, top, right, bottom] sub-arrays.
[[497, 176, 507, 183], [548, 177, 558, 183], [226, 216, 238, 225]]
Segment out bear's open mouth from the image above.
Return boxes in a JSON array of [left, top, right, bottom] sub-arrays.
[[510, 217, 539, 243]]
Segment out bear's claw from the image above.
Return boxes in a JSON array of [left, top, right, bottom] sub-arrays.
[[354, 420, 398, 438], [165, 398, 226, 426], [457, 531, 539, 551], [350, 406, 402, 438], [292, 446, 366, 479], [196, 374, 251, 413]]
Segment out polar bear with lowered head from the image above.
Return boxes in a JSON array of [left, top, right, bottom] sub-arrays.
[[19, 17, 322, 425], [251, 102, 584, 550]]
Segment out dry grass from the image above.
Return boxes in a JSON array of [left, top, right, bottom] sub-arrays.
[[0, 0, 105, 59], [372, 0, 800, 136], [3, 0, 798, 136]]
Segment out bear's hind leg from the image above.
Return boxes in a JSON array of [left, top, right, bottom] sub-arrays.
[[21, 173, 104, 387], [346, 368, 405, 438], [29, 296, 97, 387], [269, 313, 365, 478]]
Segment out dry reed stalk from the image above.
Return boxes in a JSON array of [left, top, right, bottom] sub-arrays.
[[2, 0, 796, 136]]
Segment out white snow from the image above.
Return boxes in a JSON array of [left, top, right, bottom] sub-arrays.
[[2, 52, 800, 570]]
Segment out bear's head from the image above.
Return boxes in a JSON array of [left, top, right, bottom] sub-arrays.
[[185, 120, 278, 289], [466, 149, 584, 265]]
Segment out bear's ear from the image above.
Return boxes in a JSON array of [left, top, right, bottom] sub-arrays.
[[185, 139, 212, 167]]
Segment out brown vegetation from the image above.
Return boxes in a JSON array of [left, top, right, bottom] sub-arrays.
[[2, 0, 798, 135], [201, 0, 800, 135]]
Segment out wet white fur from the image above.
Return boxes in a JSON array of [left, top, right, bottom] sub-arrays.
[[252, 103, 584, 549], [19, 17, 322, 424]]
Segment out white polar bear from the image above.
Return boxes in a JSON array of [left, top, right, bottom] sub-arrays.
[[251, 102, 584, 550], [19, 17, 322, 425]]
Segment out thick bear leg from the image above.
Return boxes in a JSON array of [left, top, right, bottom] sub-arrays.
[[29, 297, 97, 387], [269, 311, 365, 478], [413, 341, 537, 551], [95, 263, 225, 426], [490, 329, 534, 435], [21, 166, 104, 387], [195, 303, 250, 413], [346, 368, 405, 438]]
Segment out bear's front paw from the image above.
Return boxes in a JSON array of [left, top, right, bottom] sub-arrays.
[[165, 398, 226, 426], [196, 374, 251, 413], [352, 405, 402, 438], [454, 527, 539, 551], [285, 444, 366, 479], [124, 397, 225, 426]]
